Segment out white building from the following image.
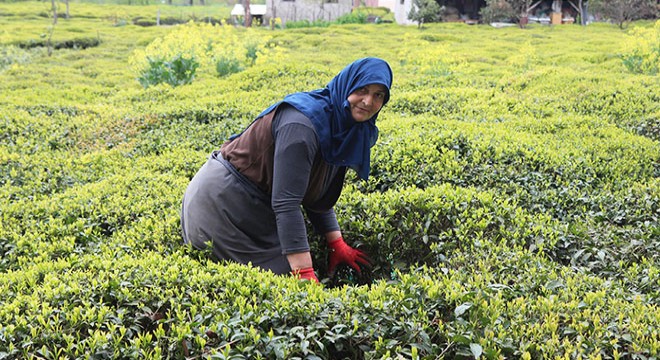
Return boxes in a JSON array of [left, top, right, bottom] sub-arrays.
[[266, 0, 356, 25], [378, 0, 396, 12], [394, 0, 415, 25], [231, 4, 268, 25]]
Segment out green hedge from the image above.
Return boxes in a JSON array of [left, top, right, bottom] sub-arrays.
[[1, 252, 657, 358]]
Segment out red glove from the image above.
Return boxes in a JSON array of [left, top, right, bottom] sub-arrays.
[[327, 236, 370, 276], [292, 267, 319, 283]]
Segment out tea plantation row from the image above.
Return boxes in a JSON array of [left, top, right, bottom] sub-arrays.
[[1, 3, 658, 358]]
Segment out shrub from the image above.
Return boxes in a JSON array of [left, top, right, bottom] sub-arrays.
[[54, 37, 101, 49], [283, 8, 384, 28], [479, 0, 516, 23], [137, 54, 199, 88], [133, 19, 157, 27], [621, 21, 660, 75], [285, 19, 331, 28], [215, 56, 243, 77], [0, 45, 31, 72], [12, 37, 100, 50], [407, 0, 442, 28], [590, 0, 657, 28], [335, 11, 368, 24], [130, 22, 278, 84]]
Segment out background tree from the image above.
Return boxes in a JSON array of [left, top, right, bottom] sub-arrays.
[[243, 0, 252, 27], [508, 0, 531, 27], [407, 0, 441, 28], [479, 0, 516, 23], [51, 0, 58, 24], [590, 0, 657, 28]]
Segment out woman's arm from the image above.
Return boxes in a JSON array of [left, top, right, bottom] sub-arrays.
[[287, 230, 341, 279], [286, 251, 313, 271], [324, 230, 342, 243], [286, 231, 341, 270]]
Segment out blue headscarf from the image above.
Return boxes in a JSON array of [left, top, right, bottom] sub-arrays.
[[253, 57, 393, 180]]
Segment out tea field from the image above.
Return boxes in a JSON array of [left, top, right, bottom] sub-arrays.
[[1, 2, 659, 358]]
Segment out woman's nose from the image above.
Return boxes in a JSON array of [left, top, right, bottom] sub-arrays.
[[362, 95, 372, 106]]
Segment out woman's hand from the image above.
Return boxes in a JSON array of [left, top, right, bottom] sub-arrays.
[[291, 267, 319, 283], [288, 252, 318, 283], [327, 236, 371, 276]]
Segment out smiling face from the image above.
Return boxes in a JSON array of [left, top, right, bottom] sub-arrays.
[[347, 84, 388, 122]]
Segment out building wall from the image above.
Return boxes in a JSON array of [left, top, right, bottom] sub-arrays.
[[394, 0, 415, 25], [377, 0, 396, 12], [267, 0, 354, 24]]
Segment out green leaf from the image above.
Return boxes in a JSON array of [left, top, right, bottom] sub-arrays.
[[470, 343, 483, 359], [454, 302, 472, 318]]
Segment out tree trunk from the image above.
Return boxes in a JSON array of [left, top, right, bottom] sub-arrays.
[[271, 1, 277, 29], [46, 26, 54, 56], [65, 0, 70, 19], [243, 0, 252, 27], [51, 0, 58, 24]]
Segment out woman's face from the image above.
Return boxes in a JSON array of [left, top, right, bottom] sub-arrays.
[[347, 84, 388, 122]]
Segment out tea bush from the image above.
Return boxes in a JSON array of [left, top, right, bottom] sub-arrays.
[[12, 36, 101, 50], [1, 4, 659, 358]]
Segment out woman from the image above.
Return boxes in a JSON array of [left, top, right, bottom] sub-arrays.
[[181, 57, 393, 282]]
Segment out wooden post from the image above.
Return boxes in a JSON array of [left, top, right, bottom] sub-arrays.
[[550, 0, 562, 24]]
